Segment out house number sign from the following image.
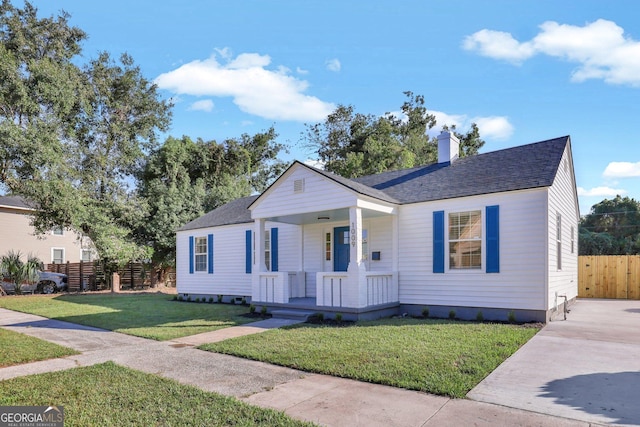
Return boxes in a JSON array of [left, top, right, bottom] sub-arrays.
[[350, 222, 356, 247]]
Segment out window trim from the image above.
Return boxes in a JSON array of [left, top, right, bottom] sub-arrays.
[[447, 209, 483, 271], [194, 236, 208, 273], [556, 213, 562, 270], [264, 229, 271, 271], [570, 225, 575, 254], [80, 249, 92, 262], [51, 247, 65, 264]]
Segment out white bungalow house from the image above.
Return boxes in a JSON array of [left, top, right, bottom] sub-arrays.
[[176, 132, 579, 322]]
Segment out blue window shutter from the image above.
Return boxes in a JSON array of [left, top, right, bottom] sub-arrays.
[[271, 227, 278, 272], [245, 230, 252, 274], [188, 236, 194, 274], [486, 205, 500, 273], [433, 211, 445, 273], [207, 234, 214, 274]]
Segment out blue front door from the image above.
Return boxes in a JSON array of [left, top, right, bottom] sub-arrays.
[[334, 226, 350, 272]]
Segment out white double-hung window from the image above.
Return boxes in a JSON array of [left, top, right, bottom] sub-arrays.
[[449, 210, 482, 269], [194, 237, 208, 272]]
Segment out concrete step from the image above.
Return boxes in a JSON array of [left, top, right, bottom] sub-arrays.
[[270, 309, 315, 321]]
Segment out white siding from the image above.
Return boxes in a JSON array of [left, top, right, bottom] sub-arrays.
[[398, 189, 548, 310], [547, 146, 579, 309], [251, 166, 358, 219], [176, 221, 300, 297]]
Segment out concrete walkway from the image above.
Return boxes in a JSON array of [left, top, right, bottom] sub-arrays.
[[0, 307, 601, 427], [469, 299, 640, 426]]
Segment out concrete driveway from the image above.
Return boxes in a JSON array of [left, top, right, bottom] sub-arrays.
[[468, 299, 640, 426]]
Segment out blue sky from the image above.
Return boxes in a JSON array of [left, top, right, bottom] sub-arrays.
[[31, 0, 640, 214]]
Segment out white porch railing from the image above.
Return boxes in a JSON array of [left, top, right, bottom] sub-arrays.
[[316, 273, 347, 307], [365, 272, 398, 306], [257, 271, 305, 303], [316, 271, 398, 308]]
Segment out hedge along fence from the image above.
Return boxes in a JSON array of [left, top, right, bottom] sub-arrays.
[[578, 255, 640, 300], [45, 261, 175, 292]]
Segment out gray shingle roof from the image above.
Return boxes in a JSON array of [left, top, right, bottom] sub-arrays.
[[352, 136, 569, 203], [180, 136, 570, 230], [177, 195, 258, 231], [0, 195, 33, 210]]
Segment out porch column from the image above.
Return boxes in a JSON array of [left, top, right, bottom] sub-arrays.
[[254, 218, 267, 272], [392, 213, 399, 272], [348, 206, 365, 272]]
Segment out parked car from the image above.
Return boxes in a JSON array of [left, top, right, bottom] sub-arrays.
[[0, 271, 68, 294]]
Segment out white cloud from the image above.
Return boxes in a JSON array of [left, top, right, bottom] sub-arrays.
[[428, 110, 513, 140], [463, 29, 535, 64], [472, 116, 514, 140], [463, 19, 640, 86], [603, 161, 640, 178], [577, 186, 627, 197], [326, 58, 341, 72], [296, 67, 309, 75], [188, 99, 214, 112], [155, 50, 335, 122]]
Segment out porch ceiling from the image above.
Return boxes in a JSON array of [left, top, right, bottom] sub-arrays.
[[265, 207, 389, 225]]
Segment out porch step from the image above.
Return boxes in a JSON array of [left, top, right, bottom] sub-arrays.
[[271, 309, 315, 321]]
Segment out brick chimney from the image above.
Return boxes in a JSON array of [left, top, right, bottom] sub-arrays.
[[437, 130, 460, 164]]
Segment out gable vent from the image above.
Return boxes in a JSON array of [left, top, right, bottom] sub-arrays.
[[294, 178, 305, 193]]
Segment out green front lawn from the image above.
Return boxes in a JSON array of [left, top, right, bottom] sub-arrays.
[[0, 328, 79, 367], [0, 294, 254, 341], [202, 318, 539, 398], [0, 362, 314, 427]]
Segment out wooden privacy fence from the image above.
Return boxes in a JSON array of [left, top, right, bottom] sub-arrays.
[[578, 255, 640, 299], [45, 261, 174, 292]]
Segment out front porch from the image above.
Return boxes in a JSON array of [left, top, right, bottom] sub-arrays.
[[248, 161, 401, 319], [253, 270, 399, 320]]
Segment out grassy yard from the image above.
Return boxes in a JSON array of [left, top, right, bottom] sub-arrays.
[[0, 328, 79, 367], [0, 362, 314, 427], [0, 293, 254, 341], [202, 318, 539, 398]]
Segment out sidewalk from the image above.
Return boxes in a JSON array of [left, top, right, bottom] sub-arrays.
[[0, 308, 595, 427]]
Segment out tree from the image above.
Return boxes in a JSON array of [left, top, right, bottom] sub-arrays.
[[579, 196, 640, 255], [301, 91, 485, 177], [0, 2, 172, 283], [137, 129, 288, 274]]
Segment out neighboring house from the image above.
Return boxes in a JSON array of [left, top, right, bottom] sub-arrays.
[[0, 196, 93, 264], [176, 132, 579, 322]]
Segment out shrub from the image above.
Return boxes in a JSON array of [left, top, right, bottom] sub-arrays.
[[217, 294, 223, 303], [508, 310, 516, 323], [172, 295, 178, 301], [335, 313, 343, 323], [260, 305, 268, 316], [186, 296, 191, 302], [476, 311, 484, 322], [422, 307, 429, 318], [241, 297, 247, 305], [448, 310, 456, 320], [177, 295, 183, 302], [316, 312, 324, 322], [208, 297, 214, 303], [249, 304, 256, 314], [195, 297, 200, 303]]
